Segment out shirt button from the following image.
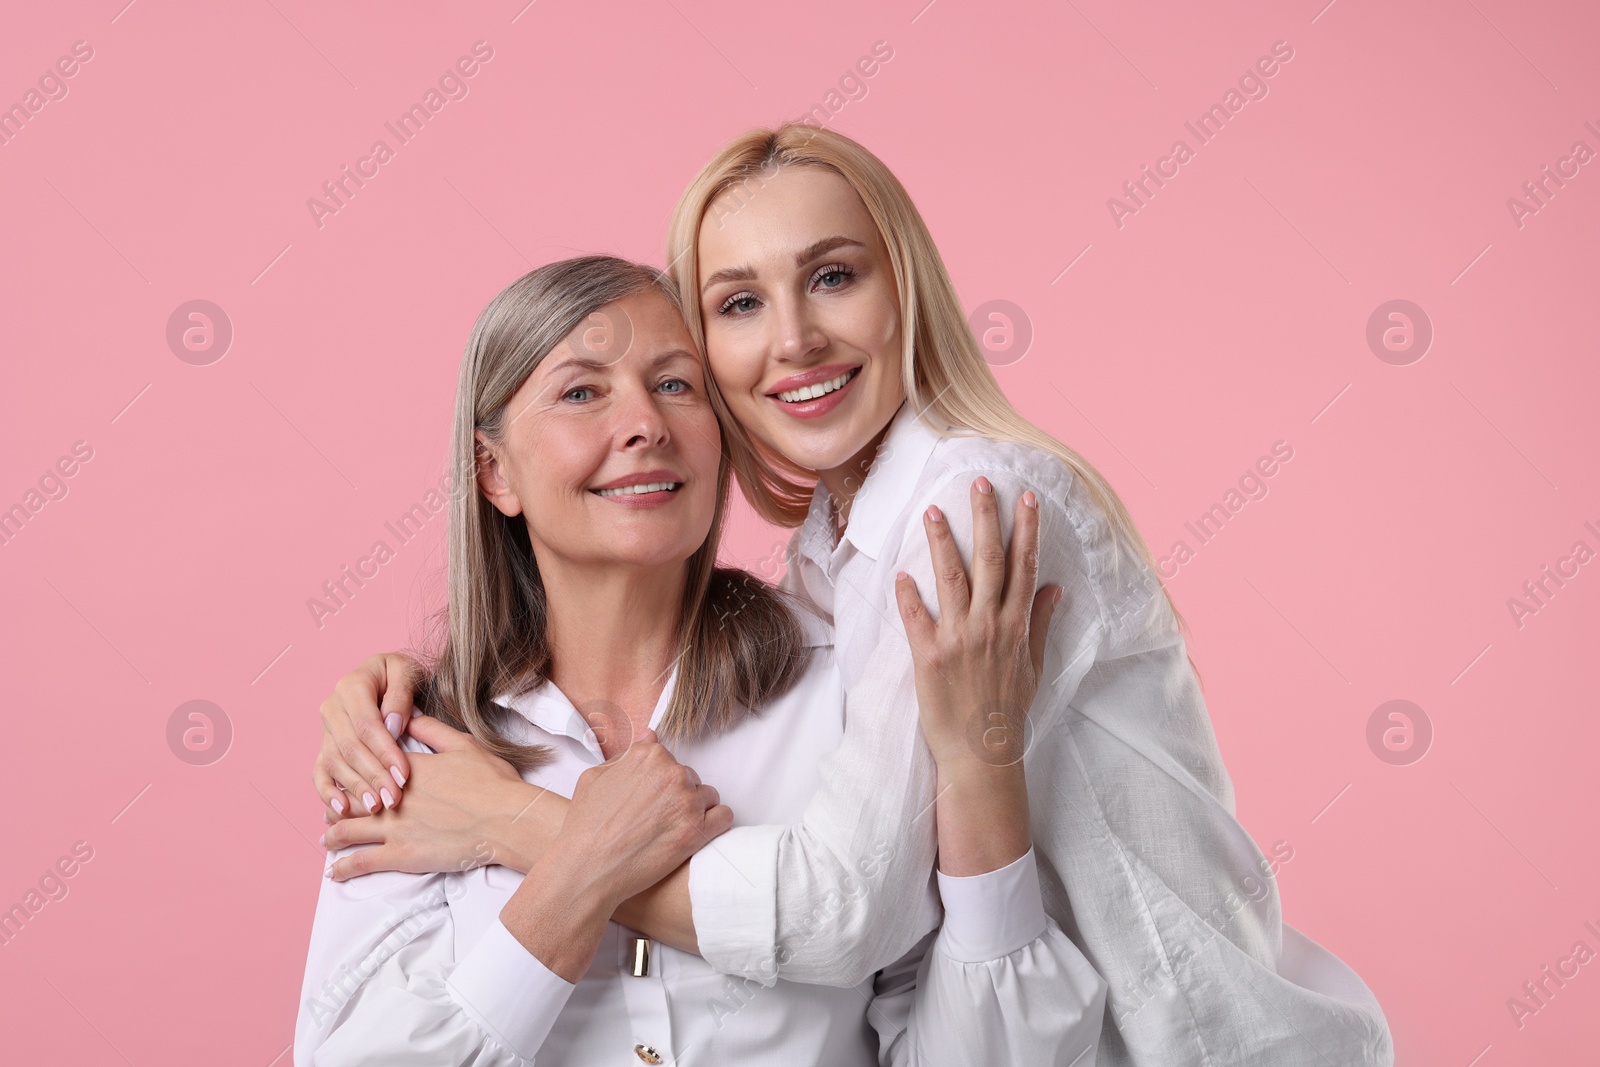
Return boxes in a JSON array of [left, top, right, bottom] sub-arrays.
[[634, 1044, 663, 1064]]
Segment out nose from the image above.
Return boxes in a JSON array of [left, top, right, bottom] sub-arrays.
[[771, 290, 828, 363], [618, 383, 670, 451]]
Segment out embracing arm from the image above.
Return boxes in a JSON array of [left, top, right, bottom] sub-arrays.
[[299, 732, 727, 1066]]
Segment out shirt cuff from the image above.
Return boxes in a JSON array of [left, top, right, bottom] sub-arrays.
[[688, 823, 784, 985], [934, 846, 1048, 963], [446, 917, 575, 1059]]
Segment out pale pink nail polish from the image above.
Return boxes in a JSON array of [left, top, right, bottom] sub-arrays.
[[363, 791, 377, 814], [385, 713, 403, 738], [330, 793, 345, 815], [323, 867, 333, 879], [390, 765, 406, 788], [976, 476, 993, 494], [319, 833, 326, 847], [381, 788, 395, 810]]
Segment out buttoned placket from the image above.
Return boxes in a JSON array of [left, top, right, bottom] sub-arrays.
[[511, 675, 681, 1064]]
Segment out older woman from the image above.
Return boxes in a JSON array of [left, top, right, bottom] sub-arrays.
[[293, 255, 1105, 1065]]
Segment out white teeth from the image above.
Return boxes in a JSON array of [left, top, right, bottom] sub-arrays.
[[777, 369, 855, 404], [596, 482, 680, 497]]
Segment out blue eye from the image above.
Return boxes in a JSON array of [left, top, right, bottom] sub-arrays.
[[564, 386, 594, 402], [718, 293, 759, 316], [659, 378, 688, 394], [812, 263, 854, 290]]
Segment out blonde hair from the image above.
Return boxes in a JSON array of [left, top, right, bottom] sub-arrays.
[[666, 124, 1192, 644], [413, 254, 810, 772]]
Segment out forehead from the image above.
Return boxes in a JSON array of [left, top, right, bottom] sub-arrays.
[[697, 165, 879, 270], [536, 288, 695, 373]]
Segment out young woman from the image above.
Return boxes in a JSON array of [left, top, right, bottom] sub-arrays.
[[294, 254, 1106, 1066], [315, 126, 1394, 1065]]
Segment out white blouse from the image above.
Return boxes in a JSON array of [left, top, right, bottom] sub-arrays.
[[294, 610, 1108, 1066], [686, 402, 1396, 1066]]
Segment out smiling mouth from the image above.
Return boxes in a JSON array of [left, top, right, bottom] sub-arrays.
[[773, 367, 860, 404], [592, 482, 682, 498]]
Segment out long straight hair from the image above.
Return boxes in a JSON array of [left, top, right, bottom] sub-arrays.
[[412, 255, 809, 771], [666, 124, 1192, 645]]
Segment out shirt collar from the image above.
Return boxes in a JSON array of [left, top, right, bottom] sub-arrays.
[[490, 666, 677, 753], [803, 400, 946, 565]]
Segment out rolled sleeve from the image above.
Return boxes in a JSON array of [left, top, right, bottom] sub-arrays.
[[934, 846, 1048, 964], [446, 918, 575, 1060], [687, 823, 784, 983]]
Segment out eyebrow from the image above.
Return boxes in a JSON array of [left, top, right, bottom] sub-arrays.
[[542, 347, 698, 377], [700, 236, 867, 293]]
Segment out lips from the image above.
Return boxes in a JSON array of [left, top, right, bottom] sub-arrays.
[[765, 365, 861, 420], [589, 469, 683, 501]]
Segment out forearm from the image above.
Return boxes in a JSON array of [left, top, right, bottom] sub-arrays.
[[499, 851, 615, 982], [931, 760, 1031, 877], [611, 862, 699, 953]]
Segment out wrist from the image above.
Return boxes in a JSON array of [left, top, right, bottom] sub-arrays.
[[932, 763, 1032, 877], [500, 855, 615, 982], [491, 782, 564, 875]]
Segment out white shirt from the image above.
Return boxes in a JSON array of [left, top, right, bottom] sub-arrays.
[[687, 402, 1396, 1066], [294, 610, 1108, 1066]]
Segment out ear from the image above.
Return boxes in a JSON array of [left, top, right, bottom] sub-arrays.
[[474, 431, 523, 517]]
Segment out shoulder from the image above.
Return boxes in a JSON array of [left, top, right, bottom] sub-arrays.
[[915, 434, 1110, 569], [912, 434, 1177, 647]]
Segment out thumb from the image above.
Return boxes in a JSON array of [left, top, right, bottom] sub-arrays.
[[404, 713, 472, 752], [1028, 585, 1062, 682]]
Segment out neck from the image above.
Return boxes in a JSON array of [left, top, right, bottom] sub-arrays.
[[815, 406, 900, 536], [534, 550, 689, 743]]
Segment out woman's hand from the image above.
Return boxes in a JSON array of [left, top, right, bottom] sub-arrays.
[[322, 715, 558, 882], [893, 476, 1060, 875], [499, 729, 731, 980], [314, 652, 424, 817]]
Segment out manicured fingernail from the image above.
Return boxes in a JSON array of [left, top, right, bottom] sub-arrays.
[[926, 505, 945, 523], [390, 765, 406, 788], [330, 793, 345, 815], [385, 713, 403, 738], [363, 791, 377, 814], [323, 866, 333, 879], [1023, 490, 1037, 508], [975, 476, 993, 494], [380, 788, 395, 810], [897, 571, 910, 582], [319, 833, 326, 847]]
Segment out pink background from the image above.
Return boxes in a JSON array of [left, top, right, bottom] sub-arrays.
[[2, 0, 1596, 1063]]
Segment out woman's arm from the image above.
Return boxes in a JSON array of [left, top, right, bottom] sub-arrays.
[[298, 732, 728, 1065], [869, 848, 1107, 1066]]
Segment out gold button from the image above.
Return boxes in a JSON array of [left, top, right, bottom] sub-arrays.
[[634, 1044, 663, 1064]]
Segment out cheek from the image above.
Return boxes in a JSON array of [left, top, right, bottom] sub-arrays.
[[706, 329, 765, 397]]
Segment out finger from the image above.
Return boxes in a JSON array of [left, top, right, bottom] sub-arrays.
[[701, 802, 734, 840], [376, 653, 422, 784], [323, 816, 386, 852], [331, 655, 416, 796], [1006, 490, 1042, 613], [313, 755, 348, 817], [968, 476, 1007, 613], [331, 719, 400, 814], [1029, 586, 1063, 684], [922, 504, 971, 620], [330, 845, 400, 882], [405, 713, 472, 752], [893, 571, 938, 658], [319, 748, 374, 818], [693, 782, 720, 812]]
